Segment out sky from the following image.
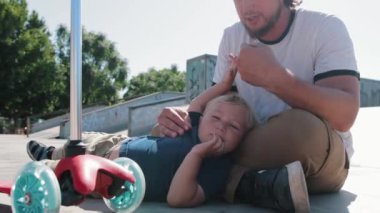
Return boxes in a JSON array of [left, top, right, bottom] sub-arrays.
[[25, 0, 380, 80]]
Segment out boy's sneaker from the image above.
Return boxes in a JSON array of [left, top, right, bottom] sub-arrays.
[[236, 161, 310, 213], [27, 140, 55, 161]]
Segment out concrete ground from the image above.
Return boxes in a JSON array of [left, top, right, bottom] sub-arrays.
[[0, 107, 379, 212]]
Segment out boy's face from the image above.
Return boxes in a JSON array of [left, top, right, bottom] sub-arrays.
[[198, 102, 249, 154]]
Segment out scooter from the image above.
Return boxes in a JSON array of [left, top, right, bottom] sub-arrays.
[[1, 155, 145, 213]]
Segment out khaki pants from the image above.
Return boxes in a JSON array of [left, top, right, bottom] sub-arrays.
[[224, 109, 349, 203], [51, 132, 128, 160]]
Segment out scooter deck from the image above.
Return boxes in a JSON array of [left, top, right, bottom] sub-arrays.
[[0, 180, 13, 195]]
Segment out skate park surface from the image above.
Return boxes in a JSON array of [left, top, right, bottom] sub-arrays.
[[0, 106, 379, 212]]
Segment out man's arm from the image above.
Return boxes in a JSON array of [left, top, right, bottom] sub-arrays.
[[276, 73, 359, 131], [237, 45, 359, 131]]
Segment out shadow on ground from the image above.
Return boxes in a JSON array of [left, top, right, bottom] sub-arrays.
[[310, 190, 357, 212], [0, 204, 11, 213]]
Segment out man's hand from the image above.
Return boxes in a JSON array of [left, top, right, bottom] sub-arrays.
[[191, 134, 224, 158], [157, 107, 191, 137], [237, 43, 288, 90]]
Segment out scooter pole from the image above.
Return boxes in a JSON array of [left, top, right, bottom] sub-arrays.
[[54, 2, 142, 208], [65, 0, 86, 156]]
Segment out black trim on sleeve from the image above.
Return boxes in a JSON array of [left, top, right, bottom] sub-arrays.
[[188, 112, 202, 127], [212, 82, 238, 92], [314, 70, 360, 83]]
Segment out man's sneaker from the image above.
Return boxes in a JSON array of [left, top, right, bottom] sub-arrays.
[[27, 140, 55, 161], [236, 161, 310, 213]]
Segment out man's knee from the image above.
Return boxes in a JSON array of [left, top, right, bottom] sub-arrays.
[[279, 109, 327, 136], [265, 109, 330, 152], [234, 109, 330, 169]]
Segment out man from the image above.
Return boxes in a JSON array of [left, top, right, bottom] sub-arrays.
[[156, 0, 360, 212]]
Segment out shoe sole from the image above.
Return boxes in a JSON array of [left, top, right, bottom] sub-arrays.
[[26, 141, 38, 161], [286, 161, 311, 213]]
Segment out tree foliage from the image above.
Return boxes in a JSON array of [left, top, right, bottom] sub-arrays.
[[0, 0, 63, 121], [0, 0, 186, 132], [124, 65, 185, 100], [55, 25, 129, 108]]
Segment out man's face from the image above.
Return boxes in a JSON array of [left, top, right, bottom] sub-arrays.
[[234, 0, 284, 38]]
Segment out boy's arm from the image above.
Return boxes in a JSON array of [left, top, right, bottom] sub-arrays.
[[188, 55, 237, 113], [167, 134, 223, 207], [167, 149, 205, 207]]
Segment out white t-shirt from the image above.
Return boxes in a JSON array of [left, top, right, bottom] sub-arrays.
[[213, 9, 358, 158]]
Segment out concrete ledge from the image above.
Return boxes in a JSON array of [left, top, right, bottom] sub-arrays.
[[59, 92, 185, 138], [30, 106, 105, 133], [128, 95, 186, 137]]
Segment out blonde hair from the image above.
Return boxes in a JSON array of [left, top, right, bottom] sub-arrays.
[[204, 93, 256, 129]]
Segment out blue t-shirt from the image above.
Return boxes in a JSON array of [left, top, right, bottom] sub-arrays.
[[119, 112, 232, 201]]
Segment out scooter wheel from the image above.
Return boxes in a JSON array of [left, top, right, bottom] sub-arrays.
[[103, 157, 145, 213], [11, 161, 61, 213]]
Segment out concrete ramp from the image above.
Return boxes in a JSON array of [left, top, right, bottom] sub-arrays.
[[29, 106, 105, 133], [58, 92, 185, 138], [128, 95, 186, 136]]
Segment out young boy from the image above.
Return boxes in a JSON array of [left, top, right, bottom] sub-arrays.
[[27, 57, 256, 207]]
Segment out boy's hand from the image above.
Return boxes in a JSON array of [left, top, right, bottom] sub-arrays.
[[191, 134, 225, 158], [221, 54, 238, 87]]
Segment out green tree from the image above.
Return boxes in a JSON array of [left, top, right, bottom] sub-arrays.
[[55, 25, 129, 108], [0, 0, 63, 123], [124, 65, 185, 100]]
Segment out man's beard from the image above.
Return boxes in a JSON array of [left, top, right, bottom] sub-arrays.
[[243, 5, 282, 39]]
